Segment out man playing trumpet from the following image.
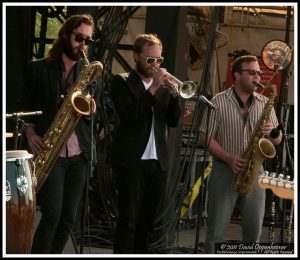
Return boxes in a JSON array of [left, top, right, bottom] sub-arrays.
[[107, 33, 181, 253]]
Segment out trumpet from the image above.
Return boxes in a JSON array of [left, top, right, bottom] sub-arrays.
[[154, 68, 197, 99]]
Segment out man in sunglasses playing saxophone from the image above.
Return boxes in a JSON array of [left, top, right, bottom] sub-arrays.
[[107, 33, 181, 253], [18, 14, 100, 253], [198, 55, 282, 253]]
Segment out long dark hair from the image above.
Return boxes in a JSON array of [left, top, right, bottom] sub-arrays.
[[47, 14, 94, 63]]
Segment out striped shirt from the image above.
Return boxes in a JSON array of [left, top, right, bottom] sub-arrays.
[[199, 87, 279, 157]]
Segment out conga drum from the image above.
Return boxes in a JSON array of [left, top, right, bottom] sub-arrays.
[[6, 150, 36, 254]]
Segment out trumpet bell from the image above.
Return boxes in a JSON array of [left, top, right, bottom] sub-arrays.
[[153, 66, 197, 99], [71, 91, 96, 116], [180, 81, 197, 99]]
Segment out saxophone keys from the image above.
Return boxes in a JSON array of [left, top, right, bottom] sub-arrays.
[[54, 127, 61, 134], [45, 142, 53, 149]]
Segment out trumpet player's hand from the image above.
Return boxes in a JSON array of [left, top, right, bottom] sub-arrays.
[[161, 78, 179, 98], [228, 154, 247, 174], [149, 67, 169, 95], [262, 121, 274, 136], [153, 68, 179, 97], [25, 126, 46, 156], [168, 85, 180, 98]]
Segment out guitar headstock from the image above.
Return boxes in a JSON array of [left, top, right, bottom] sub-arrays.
[[258, 173, 294, 201]]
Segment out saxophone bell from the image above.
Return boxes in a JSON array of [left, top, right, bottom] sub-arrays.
[[71, 90, 96, 116]]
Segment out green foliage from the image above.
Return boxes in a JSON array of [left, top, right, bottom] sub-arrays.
[[34, 7, 67, 57]]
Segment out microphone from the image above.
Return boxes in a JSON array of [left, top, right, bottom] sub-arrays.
[[198, 95, 216, 110]]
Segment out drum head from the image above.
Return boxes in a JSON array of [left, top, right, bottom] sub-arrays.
[[6, 150, 33, 160]]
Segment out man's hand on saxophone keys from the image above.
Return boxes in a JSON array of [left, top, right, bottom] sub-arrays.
[[25, 125, 46, 156], [262, 121, 283, 145], [262, 121, 274, 136], [228, 154, 247, 174]]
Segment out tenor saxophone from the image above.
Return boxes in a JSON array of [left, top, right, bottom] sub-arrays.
[[34, 50, 103, 192], [232, 83, 277, 195]]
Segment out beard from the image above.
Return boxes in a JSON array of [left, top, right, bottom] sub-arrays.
[[62, 38, 81, 61], [135, 61, 155, 78], [240, 78, 256, 93]]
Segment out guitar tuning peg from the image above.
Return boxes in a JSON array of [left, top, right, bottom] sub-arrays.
[[269, 172, 278, 186], [263, 170, 269, 176], [277, 174, 285, 187], [284, 180, 293, 190], [277, 173, 285, 180]]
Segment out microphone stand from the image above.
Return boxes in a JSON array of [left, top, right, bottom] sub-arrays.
[[80, 81, 97, 254], [194, 107, 212, 254], [12, 116, 20, 150]]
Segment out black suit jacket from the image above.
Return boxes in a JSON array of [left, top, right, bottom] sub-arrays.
[[17, 58, 96, 159], [107, 70, 181, 171]]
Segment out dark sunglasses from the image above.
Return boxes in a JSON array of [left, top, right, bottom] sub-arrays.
[[140, 53, 164, 65], [72, 32, 94, 45], [241, 69, 263, 77]]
